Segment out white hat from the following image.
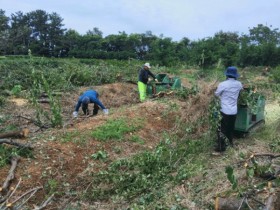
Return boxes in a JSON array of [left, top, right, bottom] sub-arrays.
[[144, 63, 151, 69]]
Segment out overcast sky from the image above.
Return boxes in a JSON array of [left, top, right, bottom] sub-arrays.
[[1, 0, 279, 41]]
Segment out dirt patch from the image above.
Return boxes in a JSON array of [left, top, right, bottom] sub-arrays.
[[9, 98, 28, 106]]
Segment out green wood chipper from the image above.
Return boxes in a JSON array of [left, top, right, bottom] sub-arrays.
[[234, 90, 265, 135], [147, 73, 182, 95]]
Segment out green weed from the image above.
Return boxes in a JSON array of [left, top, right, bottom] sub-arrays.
[[0, 145, 33, 168], [60, 130, 89, 145], [91, 150, 108, 160], [0, 96, 6, 106], [91, 118, 142, 141], [130, 135, 145, 144], [45, 179, 59, 196], [225, 166, 238, 190], [85, 136, 210, 206], [112, 146, 122, 154], [11, 85, 22, 97]]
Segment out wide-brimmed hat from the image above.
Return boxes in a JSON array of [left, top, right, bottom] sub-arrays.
[[225, 66, 239, 78], [144, 63, 151, 69], [82, 96, 90, 104]]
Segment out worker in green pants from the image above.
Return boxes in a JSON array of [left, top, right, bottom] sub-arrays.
[[138, 63, 158, 102]]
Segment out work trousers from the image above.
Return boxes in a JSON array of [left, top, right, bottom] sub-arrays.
[[216, 112, 237, 152], [82, 103, 100, 115], [138, 81, 147, 102]]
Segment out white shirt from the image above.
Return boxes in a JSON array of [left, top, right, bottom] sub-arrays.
[[215, 78, 243, 115]]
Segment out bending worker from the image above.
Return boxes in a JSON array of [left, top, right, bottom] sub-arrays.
[[138, 63, 158, 102], [214, 66, 243, 152], [73, 89, 108, 118]]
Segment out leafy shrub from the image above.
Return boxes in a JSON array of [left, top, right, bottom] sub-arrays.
[[270, 66, 280, 83], [175, 85, 198, 99]]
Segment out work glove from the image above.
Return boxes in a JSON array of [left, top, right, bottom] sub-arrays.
[[72, 111, 78, 118], [155, 79, 159, 83], [103, 109, 109, 115]]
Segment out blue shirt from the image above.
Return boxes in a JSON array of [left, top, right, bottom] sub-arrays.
[[75, 90, 106, 112], [215, 78, 243, 115]]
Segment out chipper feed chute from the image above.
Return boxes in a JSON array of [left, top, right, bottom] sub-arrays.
[[234, 91, 265, 134], [147, 73, 181, 95]]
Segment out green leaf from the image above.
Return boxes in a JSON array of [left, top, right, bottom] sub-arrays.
[[225, 166, 238, 190]]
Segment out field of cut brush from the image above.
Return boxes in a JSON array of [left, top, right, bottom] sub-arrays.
[[1, 58, 280, 209]]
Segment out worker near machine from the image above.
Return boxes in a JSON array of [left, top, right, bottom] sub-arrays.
[[138, 63, 158, 102], [214, 66, 243, 152], [72, 89, 108, 118]]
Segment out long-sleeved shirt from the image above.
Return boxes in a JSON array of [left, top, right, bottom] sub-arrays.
[[138, 67, 156, 84], [75, 90, 106, 112], [215, 78, 243, 115]]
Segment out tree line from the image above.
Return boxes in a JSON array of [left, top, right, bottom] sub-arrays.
[[0, 9, 280, 67]]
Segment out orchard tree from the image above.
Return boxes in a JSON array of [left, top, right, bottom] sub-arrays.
[[148, 37, 178, 66], [239, 24, 280, 66], [176, 37, 191, 64], [47, 12, 66, 56], [86, 27, 103, 37], [248, 24, 279, 45], [0, 9, 9, 54], [213, 31, 240, 67]]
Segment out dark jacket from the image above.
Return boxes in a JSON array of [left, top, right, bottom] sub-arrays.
[[138, 67, 156, 84], [75, 90, 106, 112]]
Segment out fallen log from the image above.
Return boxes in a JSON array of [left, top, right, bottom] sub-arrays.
[[16, 115, 51, 129], [37, 98, 50, 103], [0, 139, 33, 149], [215, 197, 246, 210], [253, 153, 280, 159], [40, 92, 62, 98], [0, 156, 19, 195], [0, 128, 29, 139]]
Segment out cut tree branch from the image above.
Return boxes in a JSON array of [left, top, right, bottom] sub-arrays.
[[37, 99, 50, 103], [16, 115, 51, 129], [33, 193, 55, 210], [0, 156, 20, 194], [0, 129, 29, 139], [253, 153, 280, 159], [0, 139, 33, 149], [10, 186, 42, 209]]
